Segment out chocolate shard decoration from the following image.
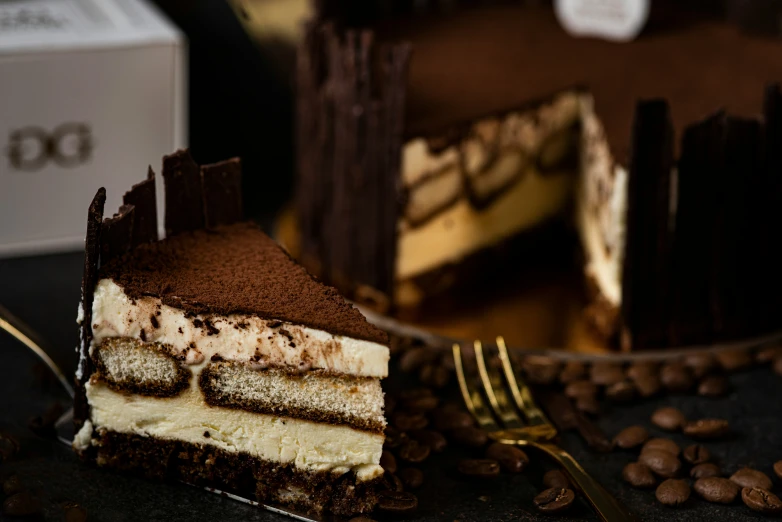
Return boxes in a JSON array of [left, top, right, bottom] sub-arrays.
[[201, 158, 243, 229], [620, 99, 674, 350], [123, 167, 158, 246], [668, 110, 725, 347], [295, 22, 411, 301], [163, 149, 204, 236], [100, 204, 136, 265], [75, 187, 106, 431]]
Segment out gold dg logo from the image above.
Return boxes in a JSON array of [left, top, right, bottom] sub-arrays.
[[6, 123, 93, 171]]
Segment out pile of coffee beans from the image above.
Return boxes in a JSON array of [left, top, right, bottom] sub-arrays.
[[614, 407, 782, 514]]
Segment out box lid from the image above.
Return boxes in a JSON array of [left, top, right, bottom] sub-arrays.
[[0, 0, 182, 54]]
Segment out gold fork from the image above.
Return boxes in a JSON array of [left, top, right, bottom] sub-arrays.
[[453, 337, 639, 522]]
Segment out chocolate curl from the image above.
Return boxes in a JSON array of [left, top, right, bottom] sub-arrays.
[[163, 149, 204, 236], [201, 158, 243, 228], [123, 166, 158, 246], [100, 204, 135, 265], [75, 187, 105, 431], [620, 99, 674, 350]]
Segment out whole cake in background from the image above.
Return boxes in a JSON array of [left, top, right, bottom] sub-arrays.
[[73, 150, 389, 516], [295, 1, 782, 351]]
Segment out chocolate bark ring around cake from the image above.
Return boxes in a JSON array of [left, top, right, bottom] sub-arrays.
[[276, 206, 782, 361]]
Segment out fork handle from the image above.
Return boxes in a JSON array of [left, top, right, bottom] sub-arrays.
[[535, 442, 639, 522]]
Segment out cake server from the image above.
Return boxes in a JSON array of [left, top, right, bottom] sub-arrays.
[[0, 304, 326, 522], [453, 337, 640, 522]]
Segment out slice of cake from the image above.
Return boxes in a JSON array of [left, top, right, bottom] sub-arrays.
[[295, 6, 782, 350], [73, 150, 389, 516]]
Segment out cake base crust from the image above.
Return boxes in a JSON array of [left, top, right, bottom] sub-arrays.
[[79, 429, 382, 516]]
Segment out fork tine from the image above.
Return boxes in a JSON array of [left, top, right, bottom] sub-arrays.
[[473, 340, 525, 429], [496, 336, 554, 427], [452, 343, 499, 432]]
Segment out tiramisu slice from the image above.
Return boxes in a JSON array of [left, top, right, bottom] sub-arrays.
[[73, 151, 389, 516]]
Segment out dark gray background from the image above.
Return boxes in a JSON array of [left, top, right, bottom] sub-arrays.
[[1, 251, 781, 521]]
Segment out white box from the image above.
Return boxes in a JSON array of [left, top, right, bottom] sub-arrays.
[[0, 0, 186, 257]]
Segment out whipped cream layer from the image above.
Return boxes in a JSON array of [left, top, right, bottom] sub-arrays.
[[84, 380, 384, 481], [91, 279, 389, 378], [576, 95, 627, 307]]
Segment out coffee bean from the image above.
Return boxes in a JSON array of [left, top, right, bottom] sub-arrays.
[[378, 490, 418, 513], [402, 395, 439, 413], [450, 426, 488, 448], [590, 362, 625, 387], [392, 412, 428, 432], [660, 363, 694, 393], [543, 469, 570, 489], [742, 487, 782, 514], [398, 468, 424, 489], [485, 443, 529, 473], [773, 356, 782, 376], [682, 444, 710, 465], [420, 364, 450, 389], [564, 380, 597, 400], [633, 373, 662, 398], [349, 517, 377, 522], [2, 474, 24, 496], [626, 361, 659, 381], [639, 449, 682, 478], [642, 438, 681, 457], [457, 459, 501, 478], [683, 419, 729, 440], [0, 433, 20, 462], [408, 429, 447, 452], [380, 450, 397, 473], [756, 345, 782, 364], [691, 463, 721, 479], [605, 380, 636, 402], [697, 375, 729, 397], [522, 356, 561, 385], [730, 468, 773, 490], [694, 476, 740, 504], [399, 387, 433, 400], [2, 491, 41, 517], [63, 501, 88, 522], [715, 350, 753, 372], [534, 488, 575, 514], [775, 461, 782, 479], [433, 408, 474, 431], [384, 395, 397, 416], [439, 352, 456, 372], [651, 407, 687, 432], [656, 478, 691, 506], [682, 352, 718, 379], [384, 426, 408, 449], [575, 395, 600, 416], [399, 347, 436, 373], [383, 470, 404, 492], [614, 425, 649, 449], [622, 462, 657, 488], [559, 361, 587, 384], [398, 440, 431, 463]]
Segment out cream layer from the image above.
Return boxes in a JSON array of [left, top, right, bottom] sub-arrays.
[[396, 166, 574, 281], [83, 380, 384, 481], [91, 279, 389, 378]]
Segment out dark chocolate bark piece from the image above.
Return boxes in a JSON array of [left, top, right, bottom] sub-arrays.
[[163, 149, 204, 236], [75, 188, 105, 431], [201, 158, 243, 228], [100, 204, 135, 266], [123, 167, 158, 246]]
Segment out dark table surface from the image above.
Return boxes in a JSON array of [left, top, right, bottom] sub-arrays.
[[1, 251, 782, 522]]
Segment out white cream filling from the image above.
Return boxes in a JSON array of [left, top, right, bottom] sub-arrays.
[[85, 379, 384, 481], [91, 279, 389, 378], [576, 95, 627, 306], [396, 167, 574, 280], [73, 420, 93, 451]]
